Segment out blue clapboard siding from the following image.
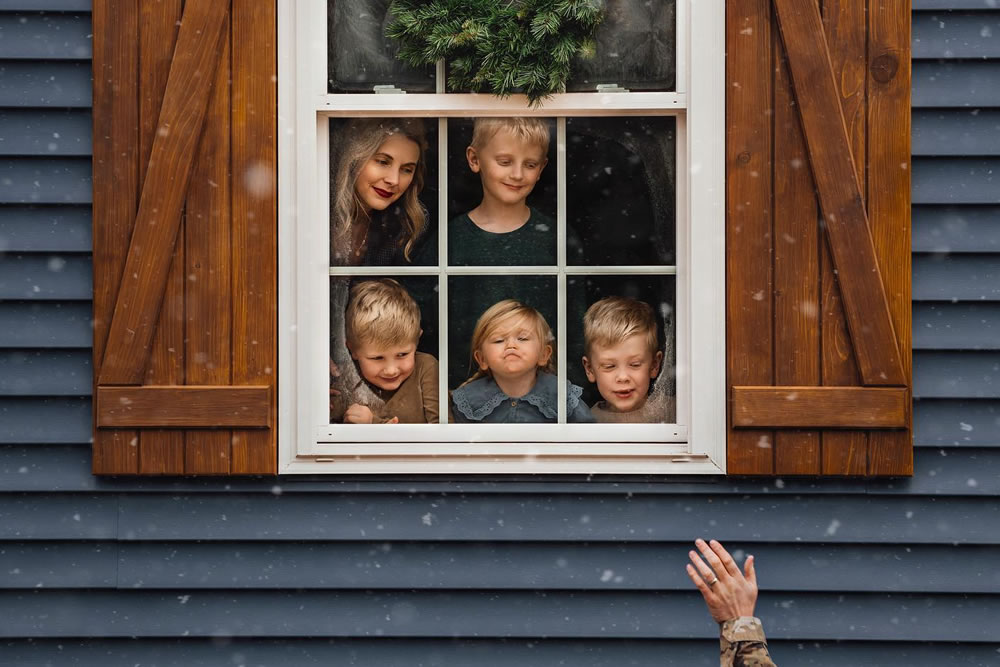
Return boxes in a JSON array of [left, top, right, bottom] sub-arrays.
[[0, 110, 93, 156], [4, 640, 1000, 667], [1, 4, 999, 666]]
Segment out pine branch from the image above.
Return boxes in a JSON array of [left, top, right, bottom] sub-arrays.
[[385, 0, 605, 105]]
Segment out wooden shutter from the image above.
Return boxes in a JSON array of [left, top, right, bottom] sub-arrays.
[[91, 0, 277, 474], [726, 0, 912, 475]]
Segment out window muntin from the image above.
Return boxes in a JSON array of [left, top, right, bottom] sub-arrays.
[[280, 0, 726, 473]]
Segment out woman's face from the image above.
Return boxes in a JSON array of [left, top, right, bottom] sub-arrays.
[[354, 134, 420, 212]]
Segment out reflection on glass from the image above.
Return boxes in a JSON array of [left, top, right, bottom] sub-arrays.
[[568, 0, 676, 91], [329, 276, 439, 425], [447, 275, 556, 389], [328, 118, 438, 267], [328, 0, 434, 93], [445, 118, 558, 266], [570, 275, 676, 422], [567, 116, 676, 266]]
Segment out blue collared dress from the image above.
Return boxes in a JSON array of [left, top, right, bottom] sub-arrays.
[[451, 373, 595, 423]]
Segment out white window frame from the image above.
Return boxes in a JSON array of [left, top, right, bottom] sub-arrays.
[[278, 0, 725, 474]]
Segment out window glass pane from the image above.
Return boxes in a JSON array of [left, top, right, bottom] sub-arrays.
[[570, 275, 676, 422], [330, 275, 439, 425], [447, 275, 556, 390], [567, 116, 676, 266], [446, 118, 557, 266], [328, 0, 435, 93], [329, 118, 439, 267], [566, 0, 676, 92]]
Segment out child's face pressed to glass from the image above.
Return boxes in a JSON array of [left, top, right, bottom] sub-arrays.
[[475, 314, 552, 383], [354, 133, 420, 213], [351, 340, 418, 391], [583, 334, 662, 413], [467, 130, 547, 207]]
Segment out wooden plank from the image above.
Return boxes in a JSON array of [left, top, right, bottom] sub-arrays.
[[138, 0, 185, 475], [97, 0, 230, 386], [184, 13, 233, 475], [820, 0, 868, 475], [773, 13, 820, 475], [97, 386, 270, 428], [230, 0, 277, 474], [726, 0, 774, 474], [91, 0, 139, 474], [772, 0, 905, 388], [732, 386, 907, 428], [868, 0, 913, 475]]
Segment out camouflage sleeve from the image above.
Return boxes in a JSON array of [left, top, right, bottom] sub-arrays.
[[719, 617, 776, 667]]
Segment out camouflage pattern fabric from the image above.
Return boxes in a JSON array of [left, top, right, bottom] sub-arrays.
[[720, 617, 776, 666]]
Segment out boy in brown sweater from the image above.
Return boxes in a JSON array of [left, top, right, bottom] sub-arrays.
[[333, 279, 439, 424]]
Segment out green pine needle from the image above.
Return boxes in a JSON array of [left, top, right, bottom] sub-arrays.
[[385, 0, 605, 105]]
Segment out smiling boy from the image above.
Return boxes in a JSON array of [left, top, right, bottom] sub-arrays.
[[582, 296, 671, 423], [334, 279, 439, 424], [452, 117, 553, 261]]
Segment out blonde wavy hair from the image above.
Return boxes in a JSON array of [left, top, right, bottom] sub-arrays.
[[345, 279, 421, 350], [464, 299, 556, 385], [331, 118, 428, 263]]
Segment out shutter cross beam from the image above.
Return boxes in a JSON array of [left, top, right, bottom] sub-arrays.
[[98, 0, 230, 385], [772, 0, 905, 387]]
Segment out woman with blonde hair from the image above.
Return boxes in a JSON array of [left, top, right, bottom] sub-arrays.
[[330, 117, 429, 266]]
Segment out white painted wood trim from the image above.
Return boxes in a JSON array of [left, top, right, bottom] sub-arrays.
[[687, 0, 727, 471]]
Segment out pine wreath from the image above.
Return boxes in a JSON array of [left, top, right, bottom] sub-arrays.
[[386, 0, 605, 106]]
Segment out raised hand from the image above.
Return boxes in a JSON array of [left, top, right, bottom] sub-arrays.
[[686, 538, 759, 623]]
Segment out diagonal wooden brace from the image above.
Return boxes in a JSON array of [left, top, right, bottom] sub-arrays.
[[772, 0, 905, 386], [98, 0, 230, 385]]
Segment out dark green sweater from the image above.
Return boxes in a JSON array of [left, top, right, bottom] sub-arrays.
[[448, 210, 556, 266]]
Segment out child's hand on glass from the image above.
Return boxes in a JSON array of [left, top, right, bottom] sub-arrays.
[[344, 403, 375, 424]]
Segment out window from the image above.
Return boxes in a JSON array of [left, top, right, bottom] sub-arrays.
[[278, 0, 725, 473]]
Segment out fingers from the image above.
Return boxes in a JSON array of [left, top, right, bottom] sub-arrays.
[[708, 539, 742, 578], [695, 538, 730, 582], [744, 554, 757, 587], [685, 563, 713, 598], [688, 548, 718, 585], [388, 416, 399, 424]]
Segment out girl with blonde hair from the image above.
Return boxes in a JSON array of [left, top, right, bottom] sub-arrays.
[[451, 300, 593, 423]]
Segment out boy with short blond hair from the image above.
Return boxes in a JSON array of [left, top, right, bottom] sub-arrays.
[[456, 116, 551, 252], [582, 296, 670, 422], [334, 279, 439, 424]]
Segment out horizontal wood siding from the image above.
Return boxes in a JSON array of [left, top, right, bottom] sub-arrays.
[[1, 2, 998, 664]]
